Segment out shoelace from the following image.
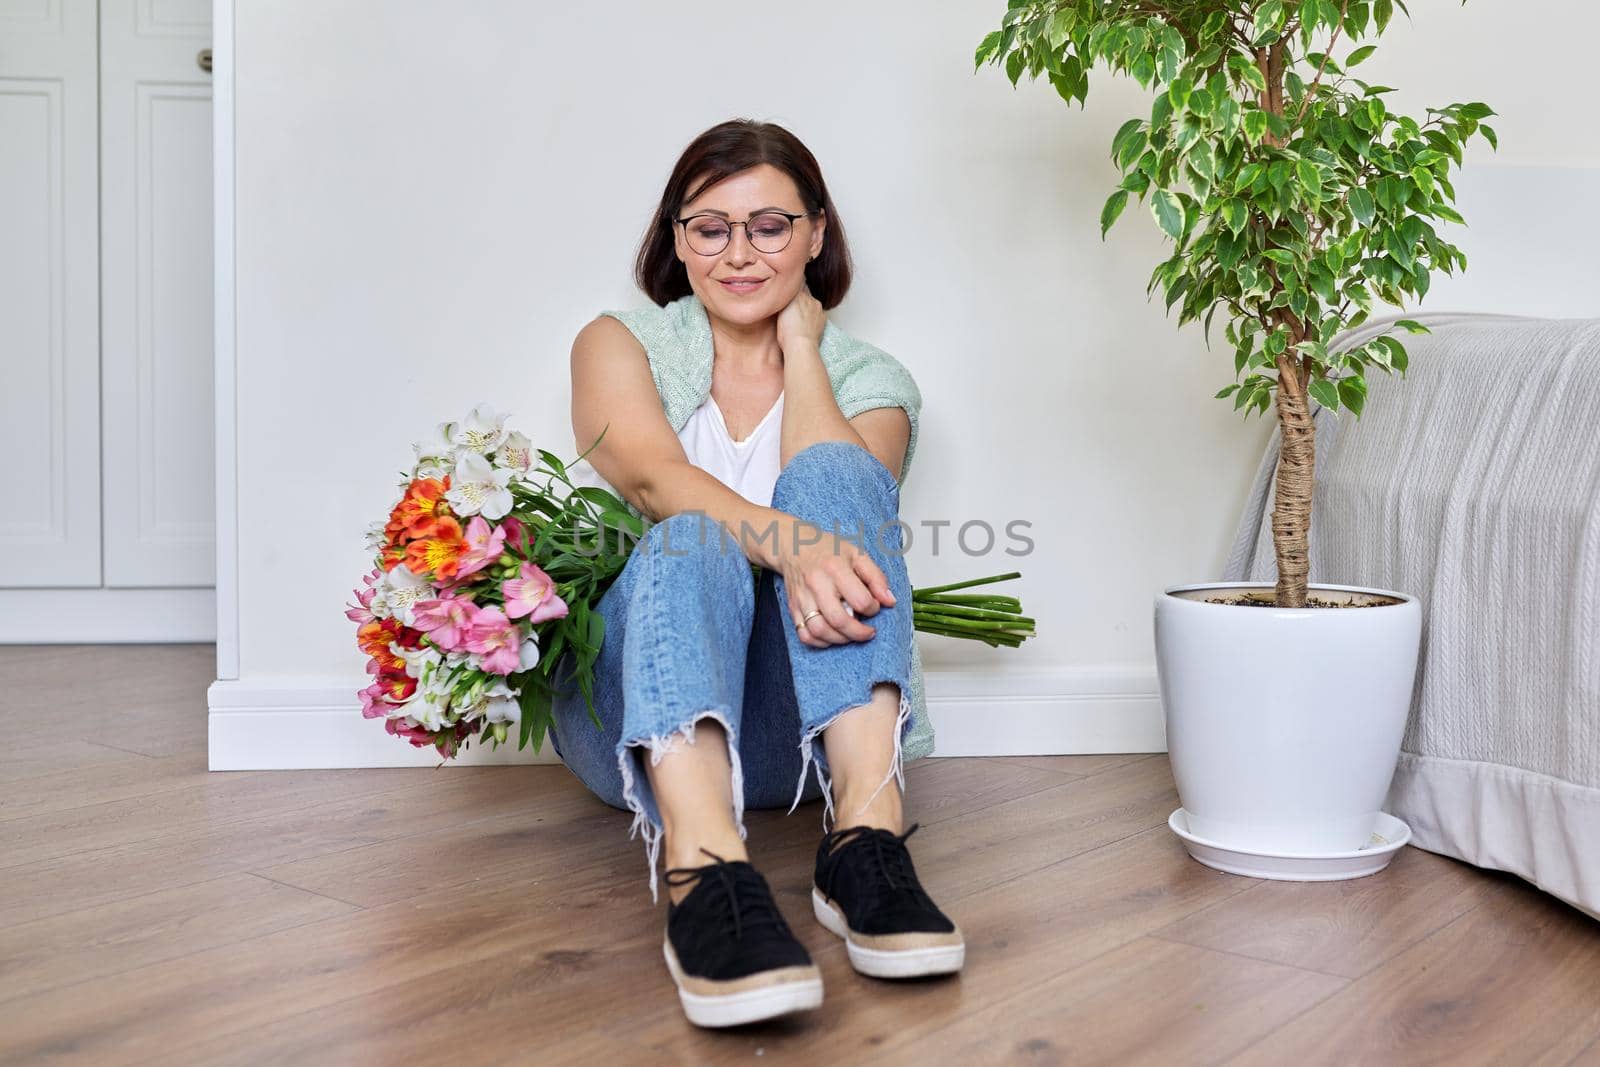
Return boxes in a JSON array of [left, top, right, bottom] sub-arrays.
[[822, 822, 926, 899], [663, 846, 789, 942]]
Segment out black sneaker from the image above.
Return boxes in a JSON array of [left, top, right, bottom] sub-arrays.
[[812, 822, 965, 978], [662, 848, 824, 1027]]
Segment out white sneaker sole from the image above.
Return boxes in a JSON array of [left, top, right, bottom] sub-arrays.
[[662, 938, 823, 1028], [811, 888, 966, 978]]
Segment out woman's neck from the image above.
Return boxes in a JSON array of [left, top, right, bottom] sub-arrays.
[[707, 312, 785, 376]]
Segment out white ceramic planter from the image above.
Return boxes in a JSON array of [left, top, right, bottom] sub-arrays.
[[1153, 581, 1423, 854]]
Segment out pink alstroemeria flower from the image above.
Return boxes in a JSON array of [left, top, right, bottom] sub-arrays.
[[452, 515, 508, 581], [503, 562, 569, 624], [499, 515, 529, 555], [345, 568, 382, 624], [463, 606, 522, 675], [411, 594, 480, 651], [359, 680, 391, 719]]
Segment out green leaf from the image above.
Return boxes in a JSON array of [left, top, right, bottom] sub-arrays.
[[1480, 124, 1498, 150], [1049, 71, 1078, 104], [1393, 318, 1431, 334], [974, 30, 1002, 70], [1168, 77, 1192, 110], [1100, 189, 1129, 238], [1337, 374, 1368, 415], [1243, 110, 1268, 144], [1221, 197, 1248, 233], [1410, 165, 1435, 200], [1349, 187, 1376, 225], [1151, 190, 1185, 240], [1251, 0, 1285, 45], [1046, 8, 1074, 49], [1005, 49, 1025, 86], [1376, 335, 1410, 372], [1231, 54, 1267, 93], [1309, 379, 1341, 411], [1297, 160, 1323, 200], [1131, 51, 1156, 87], [1116, 128, 1148, 170], [1111, 118, 1142, 161], [1346, 44, 1377, 66]]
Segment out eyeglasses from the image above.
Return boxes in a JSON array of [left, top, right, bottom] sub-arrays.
[[674, 210, 818, 256]]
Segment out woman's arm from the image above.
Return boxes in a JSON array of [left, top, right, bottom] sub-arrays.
[[776, 287, 912, 480], [570, 316, 786, 563], [780, 338, 910, 479]]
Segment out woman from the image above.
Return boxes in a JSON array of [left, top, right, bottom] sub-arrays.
[[552, 118, 963, 1029]]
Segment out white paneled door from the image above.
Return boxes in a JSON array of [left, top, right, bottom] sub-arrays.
[[0, 0, 101, 585], [0, 0, 213, 603], [100, 0, 215, 586]]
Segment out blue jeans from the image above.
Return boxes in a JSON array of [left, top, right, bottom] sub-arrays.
[[548, 441, 916, 903]]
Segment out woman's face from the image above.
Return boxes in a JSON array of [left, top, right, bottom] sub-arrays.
[[673, 163, 825, 326]]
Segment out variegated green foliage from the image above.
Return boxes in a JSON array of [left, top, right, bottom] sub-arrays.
[[976, 0, 1494, 419]]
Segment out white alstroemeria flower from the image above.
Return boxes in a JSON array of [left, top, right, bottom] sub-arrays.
[[445, 451, 515, 520], [392, 641, 442, 680], [419, 664, 456, 701], [373, 563, 434, 625], [451, 404, 509, 455], [363, 520, 388, 552], [519, 634, 541, 672], [466, 679, 520, 725], [405, 694, 450, 732], [495, 430, 534, 473], [415, 458, 452, 482], [483, 692, 520, 725], [413, 420, 457, 462]]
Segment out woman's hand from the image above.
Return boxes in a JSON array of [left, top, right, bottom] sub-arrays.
[[776, 283, 827, 357], [777, 518, 897, 647]]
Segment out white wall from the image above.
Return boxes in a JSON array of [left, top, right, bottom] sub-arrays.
[[215, 0, 1599, 765]]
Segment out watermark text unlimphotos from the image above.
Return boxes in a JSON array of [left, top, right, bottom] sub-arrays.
[[562, 511, 1035, 559]]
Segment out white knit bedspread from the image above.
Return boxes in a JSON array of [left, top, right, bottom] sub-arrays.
[[1221, 310, 1600, 920]]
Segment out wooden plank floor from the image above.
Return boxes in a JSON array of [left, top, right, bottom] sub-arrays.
[[2, 645, 1598, 1066]]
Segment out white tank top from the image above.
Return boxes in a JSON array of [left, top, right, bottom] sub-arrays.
[[677, 391, 784, 507]]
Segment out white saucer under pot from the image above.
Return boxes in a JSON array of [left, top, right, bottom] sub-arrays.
[[1168, 808, 1413, 881], [1153, 581, 1423, 856]]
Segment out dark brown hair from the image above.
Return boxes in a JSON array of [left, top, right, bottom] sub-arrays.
[[634, 119, 853, 309]]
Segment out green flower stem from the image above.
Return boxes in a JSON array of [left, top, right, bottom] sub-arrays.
[[913, 603, 1036, 625], [916, 592, 1023, 608], [911, 571, 1022, 596]]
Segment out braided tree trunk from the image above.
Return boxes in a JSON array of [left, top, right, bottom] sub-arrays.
[[1271, 346, 1314, 608], [1260, 39, 1313, 609]]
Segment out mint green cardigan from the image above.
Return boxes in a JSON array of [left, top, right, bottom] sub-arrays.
[[597, 291, 935, 762]]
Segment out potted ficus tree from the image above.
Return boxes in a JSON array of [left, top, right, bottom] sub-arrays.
[[980, 0, 1495, 866]]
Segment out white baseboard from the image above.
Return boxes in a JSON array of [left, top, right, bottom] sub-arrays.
[[208, 666, 1166, 770], [0, 588, 216, 643]]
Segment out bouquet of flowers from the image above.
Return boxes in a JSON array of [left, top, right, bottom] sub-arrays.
[[348, 404, 1034, 762]]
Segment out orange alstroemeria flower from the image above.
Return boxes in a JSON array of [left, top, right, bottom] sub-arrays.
[[358, 618, 407, 672], [404, 515, 468, 581], [376, 672, 417, 702], [386, 476, 452, 542], [379, 542, 408, 572]]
